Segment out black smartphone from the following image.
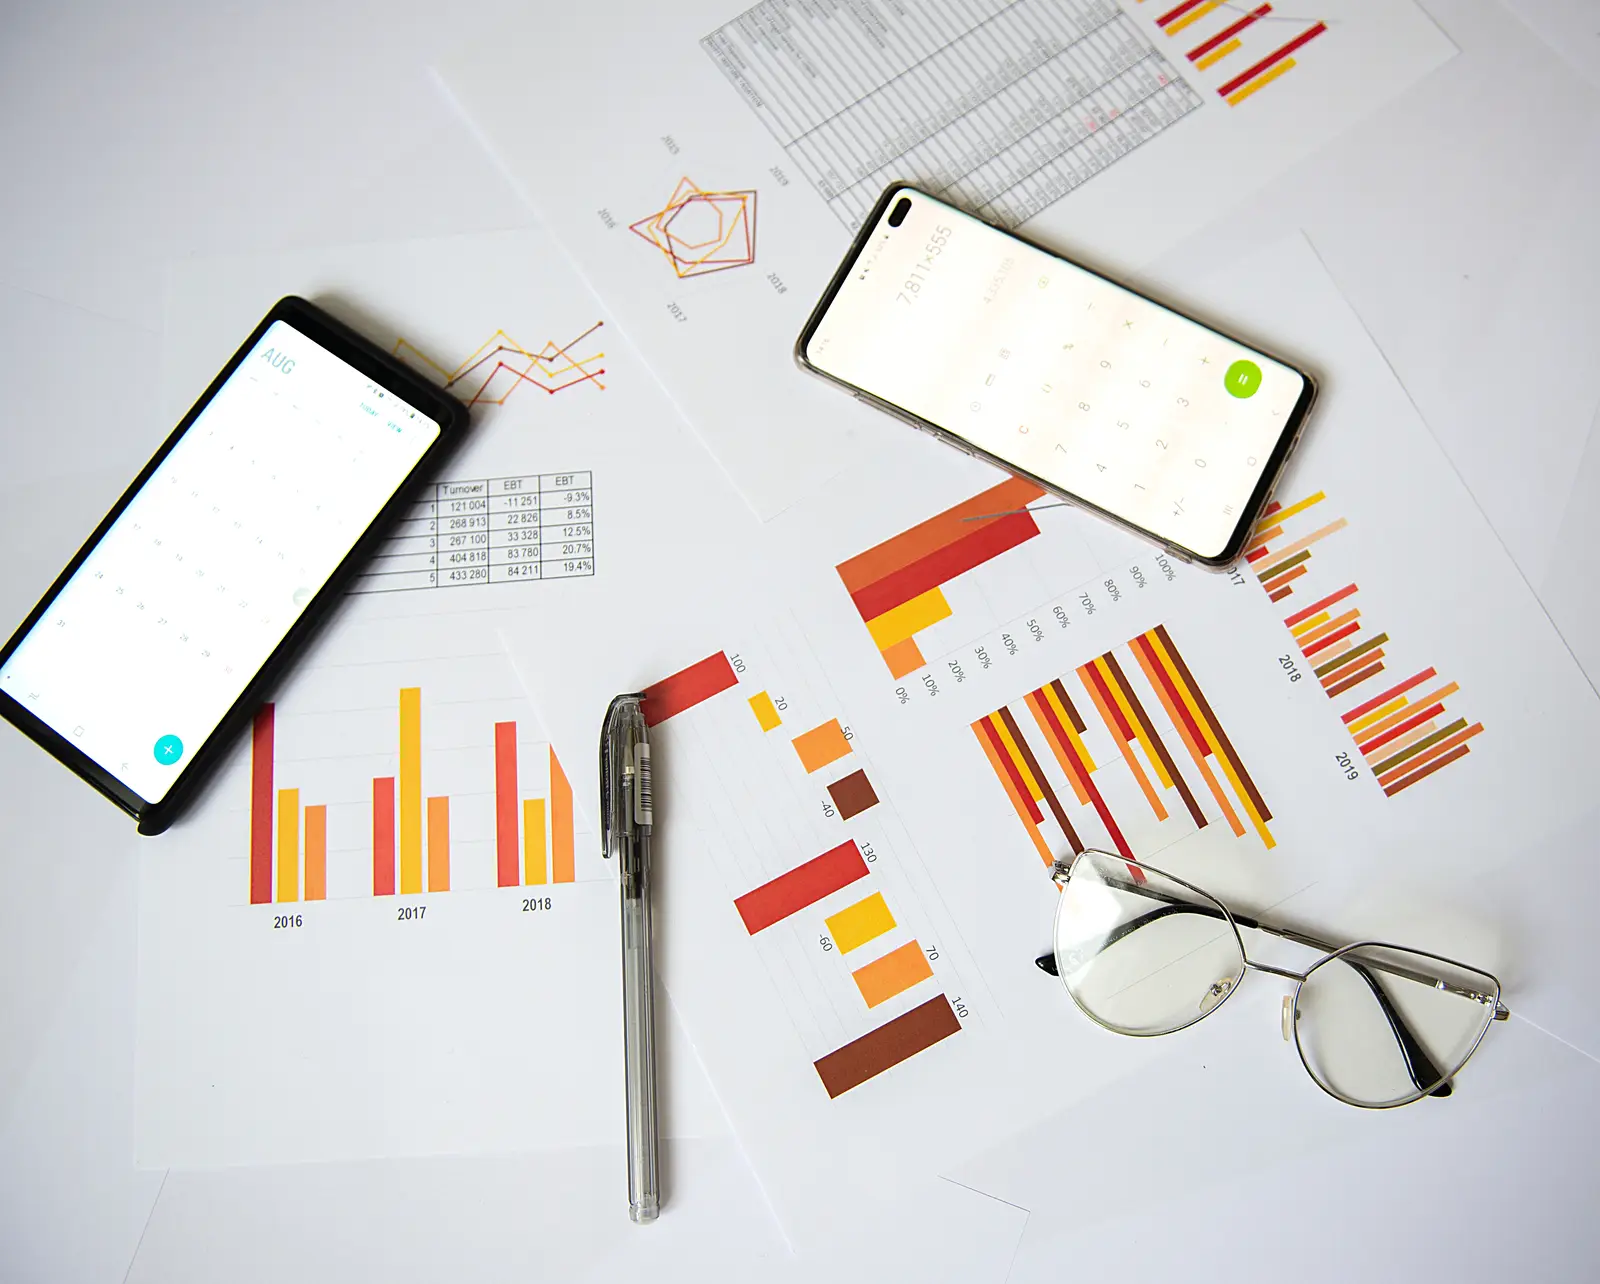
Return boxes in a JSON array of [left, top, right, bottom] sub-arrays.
[[0, 296, 470, 834], [796, 184, 1317, 567]]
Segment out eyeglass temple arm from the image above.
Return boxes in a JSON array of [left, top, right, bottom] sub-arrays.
[[1035, 892, 1454, 1097]]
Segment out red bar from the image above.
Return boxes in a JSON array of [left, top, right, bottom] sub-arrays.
[[850, 511, 1040, 622], [494, 721, 519, 888], [1188, 3, 1271, 60], [249, 705, 274, 905], [642, 652, 739, 726], [372, 776, 396, 896], [1218, 22, 1327, 97], [978, 715, 1043, 826], [1342, 667, 1436, 725], [1081, 659, 1134, 742], [1245, 544, 1270, 563], [1157, 0, 1208, 27], [734, 839, 870, 935], [1301, 620, 1360, 658], [1284, 582, 1358, 629], [1359, 702, 1446, 757]]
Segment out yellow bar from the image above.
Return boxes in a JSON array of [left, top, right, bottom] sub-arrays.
[[748, 690, 781, 732], [1167, 0, 1219, 35], [523, 798, 547, 885], [1149, 632, 1274, 848], [1027, 690, 1089, 805], [973, 722, 1054, 866], [1043, 682, 1098, 774], [1290, 611, 1330, 639], [852, 939, 935, 1008], [865, 586, 952, 650], [1354, 683, 1460, 743], [427, 796, 450, 892], [276, 788, 299, 903], [1348, 695, 1407, 737], [550, 749, 575, 883], [1099, 657, 1173, 791], [825, 892, 898, 954], [399, 687, 422, 894], [1227, 56, 1297, 106], [1298, 609, 1360, 649], [792, 719, 853, 774], [1264, 492, 1326, 528], [1196, 36, 1240, 70], [987, 712, 1043, 802]]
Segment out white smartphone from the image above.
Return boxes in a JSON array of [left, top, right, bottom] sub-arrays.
[[796, 184, 1316, 566]]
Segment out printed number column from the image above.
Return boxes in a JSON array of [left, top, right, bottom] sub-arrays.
[[436, 481, 491, 586], [488, 477, 543, 584], [539, 472, 595, 579]]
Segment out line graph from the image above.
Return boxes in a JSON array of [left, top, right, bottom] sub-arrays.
[[393, 321, 607, 406]]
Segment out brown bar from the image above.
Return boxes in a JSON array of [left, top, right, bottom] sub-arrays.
[[1048, 678, 1088, 735], [827, 769, 880, 820], [997, 705, 1079, 850], [1155, 625, 1273, 822], [1315, 632, 1388, 678], [813, 994, 962, 1099], [1103, 652, 1206, 829]]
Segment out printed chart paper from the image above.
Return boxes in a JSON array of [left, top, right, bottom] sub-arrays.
[[505, 236, 1600, 1245], [440, 0, 1454, 518], [139, 231, 765, 1166]]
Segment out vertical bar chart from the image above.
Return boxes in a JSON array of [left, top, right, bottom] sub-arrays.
[[249, 705, 332, 907], [976, 624, 1275, 870], [836, 476, 1046, 678], [491, 722, 575, 887]]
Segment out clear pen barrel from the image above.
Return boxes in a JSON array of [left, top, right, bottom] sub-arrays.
[[620, 835, 659, 1223]]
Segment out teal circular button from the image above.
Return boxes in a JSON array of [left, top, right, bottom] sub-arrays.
[[153, 734, 184, 765], [1224, 359, 1263, 399]]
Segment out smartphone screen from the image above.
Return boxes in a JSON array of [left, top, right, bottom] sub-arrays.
[[800, 187, 1312, 562], [0, 318, 441, 807]]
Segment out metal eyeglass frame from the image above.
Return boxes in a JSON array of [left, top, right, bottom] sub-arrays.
[[1035, 850, 1511, 1109]]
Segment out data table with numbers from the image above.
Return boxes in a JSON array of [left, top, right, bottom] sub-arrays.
[[351, 471, 595, 593]]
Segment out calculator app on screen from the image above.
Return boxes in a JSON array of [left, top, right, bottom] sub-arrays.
[[803, 189, 1308, 560], [0, 320, 440, 804]]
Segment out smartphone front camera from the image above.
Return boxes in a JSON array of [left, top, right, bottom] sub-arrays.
[[888, 196, 911, 228]]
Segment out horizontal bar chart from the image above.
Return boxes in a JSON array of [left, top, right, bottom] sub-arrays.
[[825, 893, 897, 954], [793, 719, 852, 774], [851, 940, 935, 1008], [827, 769, 879, 821], [642, 651, 739, 726], [1250, 489, 1484, 796], [734, 839, 870, 935], [837, 476, 1046, 678], [813, 994, 962, 1099], [1152, 0, 1325, 107]]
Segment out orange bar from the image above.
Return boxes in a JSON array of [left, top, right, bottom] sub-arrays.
[[427, 797, 450, 892], [1298, 608, 1360, 649], [1026, 690, 1090, 805], [550, 748, 575, 883], [1356, 683, 1460, 745], [304, 805, 327, 901], [1377, 723, 1483, 789], [973, 723, 1053, 864], [1130, 640, 1244, 837], [793, 719, 853, 774], [1080, 663, 1166, 820], [882, 636, 925, 679], [851, 939, 936, 1008], [1244, 523, 1283, 556], [837, 476, 1046, 594]]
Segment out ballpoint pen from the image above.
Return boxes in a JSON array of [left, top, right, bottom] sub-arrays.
[[600, 692, 659, 1224]]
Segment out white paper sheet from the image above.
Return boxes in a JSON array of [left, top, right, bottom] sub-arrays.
[[140, 230, 763, 1167], [503, 234, 1600, 1246], [439, 0, 1454, 517]]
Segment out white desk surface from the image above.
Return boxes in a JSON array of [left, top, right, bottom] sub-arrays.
[[2, 2, 1598, 1280]]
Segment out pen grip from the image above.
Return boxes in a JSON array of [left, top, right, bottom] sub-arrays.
[[621, 850, 659, 1224]]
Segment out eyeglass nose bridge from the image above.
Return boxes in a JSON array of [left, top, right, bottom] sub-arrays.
[[1243, 957, 1310, 983]]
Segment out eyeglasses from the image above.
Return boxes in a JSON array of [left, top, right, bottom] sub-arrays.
[[1036, 850, 1510, 1108]]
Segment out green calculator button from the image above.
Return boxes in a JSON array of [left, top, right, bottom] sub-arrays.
[[1224, 360, 1263, 399]]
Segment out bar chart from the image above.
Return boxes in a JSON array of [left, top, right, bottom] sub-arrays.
[[1141, 1, 1329, 106], [837, 476, 1047, 679], [247, 684, 582, 903], [1248, 490, 1484, 796], [975, 623, 1274, 870], [639, 624, 980, 1100]]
